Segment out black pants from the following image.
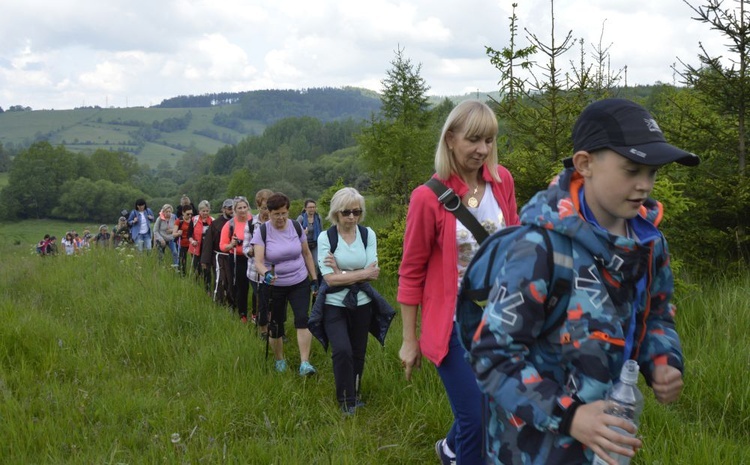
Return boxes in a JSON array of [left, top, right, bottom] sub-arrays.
[[268, 278, 311, 338], [251, 281, 270, 326], [178, 244, 190, 276], [214, 253, 235, 307], [192, 254, 211, 293], [323, 302, 372, 408], [231, 254, 250, 318]]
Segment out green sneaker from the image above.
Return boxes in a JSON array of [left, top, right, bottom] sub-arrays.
[[299, 361, 316, 376], [274, 359, 288, 373]]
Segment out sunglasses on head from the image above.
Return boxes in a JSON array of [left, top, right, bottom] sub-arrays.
[[340, 209, 362, 217]]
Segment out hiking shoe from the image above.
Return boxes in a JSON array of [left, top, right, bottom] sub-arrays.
[[251, 314, 257, 325], [274, 359, 288, 373], [240, 316, 248, 324], [299, 361, 317, 376], [341, 405, 358, 416], [435, 438, 456, 465]]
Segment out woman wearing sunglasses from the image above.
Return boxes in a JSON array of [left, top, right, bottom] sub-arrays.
[[398, 100, 520, 464], [309, 187, 394, 415]]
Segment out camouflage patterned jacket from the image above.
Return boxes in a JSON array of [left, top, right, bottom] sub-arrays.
[[468, 168, 684, 464]]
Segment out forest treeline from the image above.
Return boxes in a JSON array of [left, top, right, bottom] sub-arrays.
[[155, 87, 382, 124], [0, 113, 368, 224]]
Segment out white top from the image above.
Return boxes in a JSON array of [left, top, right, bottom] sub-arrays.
[[456, 186, 506, 285]]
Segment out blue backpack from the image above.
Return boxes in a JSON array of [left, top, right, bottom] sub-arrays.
[[456, 225, 575, 351]]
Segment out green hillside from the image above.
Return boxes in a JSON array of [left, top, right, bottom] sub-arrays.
[[0, 87, 504, 170], [0, 87, 383, 169], [0, 105, 254, 169]]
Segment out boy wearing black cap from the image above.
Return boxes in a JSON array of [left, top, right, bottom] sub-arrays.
[[462, 99, 697, 465]]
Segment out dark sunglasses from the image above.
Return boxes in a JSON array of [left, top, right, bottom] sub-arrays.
[[340, 209, 362, 217]]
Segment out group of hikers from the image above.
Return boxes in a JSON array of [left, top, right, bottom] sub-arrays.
[[34, 98, 697, 465], [37, 189, 395, 419], [35, 221, 131, 256]]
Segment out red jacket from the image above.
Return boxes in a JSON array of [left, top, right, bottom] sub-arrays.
[[188, 215, 213, 256], [176, 219, 191, 248], [397, 165, 520, 365]]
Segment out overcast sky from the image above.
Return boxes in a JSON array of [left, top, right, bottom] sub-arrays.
[[0, 0, 730, 111]]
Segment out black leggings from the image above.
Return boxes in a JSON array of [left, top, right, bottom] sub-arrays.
[[267, 278, 311, 338], [251, 281, 269, 326], [192, 254, 211, 293], [232, 255, 250, 318], [323, 302, 372, 407]]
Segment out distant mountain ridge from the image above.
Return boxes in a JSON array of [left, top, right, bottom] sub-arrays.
[[154, 87, 382, 124], [0, 87, 384, 168], [0, 87, 501, 169]]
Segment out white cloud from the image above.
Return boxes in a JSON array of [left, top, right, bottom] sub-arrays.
[[0, 0, 739, 109]]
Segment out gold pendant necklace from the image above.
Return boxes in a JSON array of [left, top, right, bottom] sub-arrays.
[[467, 185, 479, 208]]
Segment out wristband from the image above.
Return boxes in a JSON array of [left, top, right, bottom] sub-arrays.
[[558, 400, 582, 435]]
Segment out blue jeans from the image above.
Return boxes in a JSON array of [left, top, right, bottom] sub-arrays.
[[158, 240, 178, 265], [436, 325, 483, 465], [134, 232, 152, 252]]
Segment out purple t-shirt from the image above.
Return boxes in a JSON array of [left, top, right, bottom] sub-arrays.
[[250, 219, 307, 286]]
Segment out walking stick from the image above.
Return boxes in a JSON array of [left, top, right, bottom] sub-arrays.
[[264, 284, 272, 361], [264, 264, 276, 362]]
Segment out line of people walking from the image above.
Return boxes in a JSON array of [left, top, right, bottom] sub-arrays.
[[116, 189, 395, 417]]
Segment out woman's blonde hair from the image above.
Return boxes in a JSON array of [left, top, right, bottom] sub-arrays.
[[161, 204, 173, 213], [327, 187, 365, 225], [255, 189, 274, 208], [434, 100, 500, 182]]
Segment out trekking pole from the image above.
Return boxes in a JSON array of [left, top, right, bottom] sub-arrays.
[[264, 264, 275, 362], [254, 275, 259, 331], [264, 286, 271, 361]]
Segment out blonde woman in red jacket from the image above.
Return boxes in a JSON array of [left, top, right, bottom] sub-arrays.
[[189, 200, 213, 292], [398, 100, 520, 465]]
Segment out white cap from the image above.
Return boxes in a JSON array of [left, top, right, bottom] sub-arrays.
[[620, 359, 640, 385]]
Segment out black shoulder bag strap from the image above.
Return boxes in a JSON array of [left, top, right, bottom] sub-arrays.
[[425, 177, 489, 244]]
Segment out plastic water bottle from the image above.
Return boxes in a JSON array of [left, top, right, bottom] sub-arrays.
[[592, 359, 644, 465]]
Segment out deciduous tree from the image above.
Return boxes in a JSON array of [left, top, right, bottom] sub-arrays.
[[0, 142, 80, 219]]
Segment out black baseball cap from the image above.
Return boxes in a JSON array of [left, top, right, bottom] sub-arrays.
[[569, 98, 700, 167]]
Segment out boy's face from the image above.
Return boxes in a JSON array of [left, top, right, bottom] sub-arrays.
[[577, 149, 659, 233]]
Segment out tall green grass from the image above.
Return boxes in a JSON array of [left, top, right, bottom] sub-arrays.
[[0, 222, 747, 464]]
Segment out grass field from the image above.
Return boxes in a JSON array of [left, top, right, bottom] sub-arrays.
[[0, 219, 748, 464]]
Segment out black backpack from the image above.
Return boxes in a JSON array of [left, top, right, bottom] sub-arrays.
[[326, 225, 368, 253], [259, 220, 303, 243]]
